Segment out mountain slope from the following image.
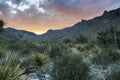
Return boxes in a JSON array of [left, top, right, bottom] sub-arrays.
[[0, 30, 15, 40], [5, 7, 120, 42], [38, 8, 120, 41], [5, 28, 39, 42]]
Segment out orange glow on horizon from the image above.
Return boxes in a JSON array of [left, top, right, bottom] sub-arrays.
[[4, 11, 101, 34], [0, 0, 120, 34]]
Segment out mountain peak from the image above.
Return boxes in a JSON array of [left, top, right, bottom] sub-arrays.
[[4, 7, 120, 42]]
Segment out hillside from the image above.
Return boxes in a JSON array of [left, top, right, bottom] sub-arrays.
[[5, 7, 120, 42], [38, 7, 120, 41], [0, 30, 15, 40], [5, 28, 39, 42]]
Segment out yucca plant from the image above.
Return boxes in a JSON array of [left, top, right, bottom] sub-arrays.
[[31, 53, 49, 66], [75, 44, 86, 52], [92, 45, 101, 54], [0, 51, 25, 80], [30, 53, 50, 79]]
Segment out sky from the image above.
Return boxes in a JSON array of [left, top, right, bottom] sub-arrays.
[[0, 0, 120, 34]]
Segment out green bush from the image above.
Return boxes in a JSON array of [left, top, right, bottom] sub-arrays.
[[7, 40, 38, 55], [92, 45, 101, 54], [52, 54, 89, 80], [48, 43, 69, 58], [106, 70, 120, 80], [75, 44, 86, 52], [35, 44, 48, 53], [75, 34, 88, 44], [92, 48, 120, 66], [0, 48, 6, 58], [97, 27, 120, 48], [63, 38, 71, 44]]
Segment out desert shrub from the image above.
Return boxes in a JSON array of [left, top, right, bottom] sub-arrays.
[[48, 43, 69, 58], [0, 48, 6, 58], [67, 43, 75, 48], [63, 38, 71, 44], [8, 41, 23, 51], [31, 53, 49, 67], [21, 48, 31, 55], [92, 48, 120, 66], [35, 44, 48, 53], [92, 45, 101, 54], [0, 51, 25, 80], [7, 40, 38, 55], [85, 40, 96, 50], [106, 70, 120, 80], [47, 44, 61, 58], [52, 54, 89, 80], [0, 40, 10, 49], [75, 33, 88, 44], [30, 53, 50, 79], [75, 44, 86, 51], [97, 27, 120, 48]]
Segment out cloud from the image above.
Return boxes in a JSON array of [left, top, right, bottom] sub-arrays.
[[0, 0, 120, 34]]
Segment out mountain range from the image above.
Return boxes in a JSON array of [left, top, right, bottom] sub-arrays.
[[2, 7, 120, 42]]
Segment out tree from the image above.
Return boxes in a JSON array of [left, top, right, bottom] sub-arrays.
[[0, 20, 4, 32]]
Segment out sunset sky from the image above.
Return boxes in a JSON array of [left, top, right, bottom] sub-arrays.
[[0, 0, 120, 34]]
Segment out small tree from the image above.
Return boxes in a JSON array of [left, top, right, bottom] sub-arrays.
[[0, 20, 4, 32]]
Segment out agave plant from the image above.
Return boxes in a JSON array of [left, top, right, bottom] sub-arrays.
[[0, 51, 25, 80]]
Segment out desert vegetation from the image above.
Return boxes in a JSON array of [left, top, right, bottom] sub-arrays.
[[0, 20, 120, 80]]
